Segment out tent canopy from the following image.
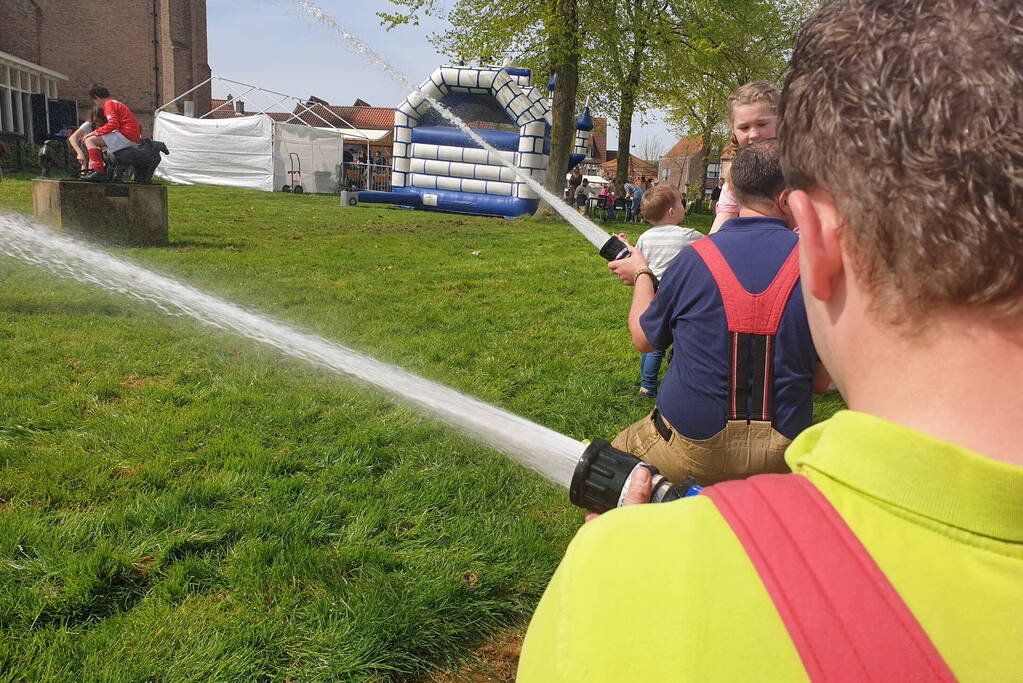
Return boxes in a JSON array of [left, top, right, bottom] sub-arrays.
[[154, 111, 369, 193]]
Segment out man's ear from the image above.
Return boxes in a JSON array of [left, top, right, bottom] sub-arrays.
[[776, 190, 791, 221], [788, 189, 844, 302]]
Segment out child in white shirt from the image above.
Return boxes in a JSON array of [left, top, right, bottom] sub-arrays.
[[627, 184, 704, 398]]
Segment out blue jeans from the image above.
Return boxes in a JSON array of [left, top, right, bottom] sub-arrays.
[[640, 350, 664, 393], [607, 205, 617, 221]]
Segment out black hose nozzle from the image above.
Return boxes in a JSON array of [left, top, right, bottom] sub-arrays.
[[569, 439, 701, 513], [599, 235, 631, 261]]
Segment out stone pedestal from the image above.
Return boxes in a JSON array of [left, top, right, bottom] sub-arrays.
[[32, 179, 169, 246]]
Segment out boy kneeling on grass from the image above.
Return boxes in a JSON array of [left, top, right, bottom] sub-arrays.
[[518, 1, 1022, 680], [623, 185, 703, 399]]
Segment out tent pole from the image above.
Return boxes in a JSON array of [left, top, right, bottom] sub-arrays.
[[157, 76, 214, 113]]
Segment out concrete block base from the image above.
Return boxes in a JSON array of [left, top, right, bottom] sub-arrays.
[[32, 179, 169, 246]]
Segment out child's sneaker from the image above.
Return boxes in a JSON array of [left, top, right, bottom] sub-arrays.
[[637, 387, 656, 399]]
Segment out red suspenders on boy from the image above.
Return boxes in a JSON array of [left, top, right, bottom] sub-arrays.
[[704, 475, 957, 682], [690, 238, 801, 422]]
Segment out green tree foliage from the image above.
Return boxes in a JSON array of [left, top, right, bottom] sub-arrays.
[[661, 0, 816, 198], [378, 0, 814, 191]]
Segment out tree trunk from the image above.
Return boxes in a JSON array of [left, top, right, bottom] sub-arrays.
[[615, 23, 647, 185], [539, 0, 580, 215], [615, 93, 636, 185]]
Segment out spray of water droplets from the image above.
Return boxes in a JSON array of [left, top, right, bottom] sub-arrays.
[[293, 0, 614, 251], [0, 213, 584, 487]]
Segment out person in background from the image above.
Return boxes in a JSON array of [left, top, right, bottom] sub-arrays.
[[568, 166, 583, 200], [605, 182, 618, 221], [575, 178, 591, 216], [710, 184, 722, 213], [67, 107, 107, 174], [710, 81, 780, 233], [627, 184, 703, 398], [81, 84, 142, 181], [623, 176, 638, 222], [518, 2, 1022, 680], [630, 179, 644, 223]]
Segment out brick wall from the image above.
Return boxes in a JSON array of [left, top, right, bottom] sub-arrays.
[[0, 0, 210, 136], [0, 1, 42, 66]]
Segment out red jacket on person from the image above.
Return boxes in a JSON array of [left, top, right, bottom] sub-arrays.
[[93, 99, 141, 143]]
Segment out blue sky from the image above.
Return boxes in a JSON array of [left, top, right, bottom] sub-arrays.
[[207, 0, 677, 157]]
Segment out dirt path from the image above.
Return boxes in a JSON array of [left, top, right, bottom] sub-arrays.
[[430, 628, 525, 682]]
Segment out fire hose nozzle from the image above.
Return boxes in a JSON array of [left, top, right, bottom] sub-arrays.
[[599, 235, 631, 261], [570, 439, 701, 512]]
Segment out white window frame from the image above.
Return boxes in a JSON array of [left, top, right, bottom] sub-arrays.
[[0, 50, 68, 138]]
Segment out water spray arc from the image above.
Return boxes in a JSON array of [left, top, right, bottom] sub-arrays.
[[293, 0, 631, 262], [0, 213, 582, 488]]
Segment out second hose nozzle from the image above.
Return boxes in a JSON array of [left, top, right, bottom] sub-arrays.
[[599, 235, 631, 261]]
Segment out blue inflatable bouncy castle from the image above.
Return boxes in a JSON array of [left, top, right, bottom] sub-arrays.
[[358, 64, 593, 218]]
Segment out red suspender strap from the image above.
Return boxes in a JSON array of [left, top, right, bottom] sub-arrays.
[[704, 475, 956, 683], [690, 237, 801, 421], [690, 238, 801, 335]]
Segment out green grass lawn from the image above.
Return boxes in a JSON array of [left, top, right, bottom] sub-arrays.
[[0, 176, 844, 680]]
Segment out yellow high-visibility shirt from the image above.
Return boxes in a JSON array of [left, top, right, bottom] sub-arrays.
[[517, 411, 1023, 682]]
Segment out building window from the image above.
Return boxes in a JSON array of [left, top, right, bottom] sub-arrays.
[[706, 161, 721, 180], [0, 54, 68, 137]]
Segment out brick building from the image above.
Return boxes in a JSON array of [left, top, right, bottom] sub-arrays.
[[0, 0, 210, 138], [658, 136, 705, 192], [658, 136, 733, 201]]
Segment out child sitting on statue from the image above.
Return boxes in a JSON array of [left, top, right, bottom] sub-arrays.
[[81, 84, 142, 182], [67, 108, 108, 174]]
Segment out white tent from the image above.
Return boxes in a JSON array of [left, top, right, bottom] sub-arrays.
[[273, 121, 344, 194], [154, 112, 275, 191], [153, 75, 382, 194], [154, 112, 360, 194]]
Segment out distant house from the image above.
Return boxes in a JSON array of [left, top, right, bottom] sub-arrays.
[[659, 136, 733, 201], [599, 154, 658, 181], [658, 136, 705, 193]]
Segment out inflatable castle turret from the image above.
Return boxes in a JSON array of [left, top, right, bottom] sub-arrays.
[[358, 63, 593, 219], [571, 106, 594, 175]]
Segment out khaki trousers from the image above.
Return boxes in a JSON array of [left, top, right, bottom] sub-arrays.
[[611, 411, 792, 486]]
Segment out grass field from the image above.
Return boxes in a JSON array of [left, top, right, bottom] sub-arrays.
[[0, 175, 844, 680]]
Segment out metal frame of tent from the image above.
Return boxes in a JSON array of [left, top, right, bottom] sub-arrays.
[[156, 75, 375, 160]]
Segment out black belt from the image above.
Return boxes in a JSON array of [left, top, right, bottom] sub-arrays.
[[652, 409, 672, 442]]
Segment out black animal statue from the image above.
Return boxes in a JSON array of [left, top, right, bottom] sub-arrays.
[[111, 139, 170, 184], [38, 139, 60, 178]]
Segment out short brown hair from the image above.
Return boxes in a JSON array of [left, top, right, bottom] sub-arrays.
[[731, 141, 785, 211], [88, 84, 110, 99], [780, 0, 1023, 322], [640, 184, 680, 223]]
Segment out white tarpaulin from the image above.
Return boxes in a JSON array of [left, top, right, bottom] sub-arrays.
[[272, 122, 345, 194], [154, 112, 274, 191]]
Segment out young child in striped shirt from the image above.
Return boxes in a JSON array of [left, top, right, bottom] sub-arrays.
[[626, 184, 704, 398]]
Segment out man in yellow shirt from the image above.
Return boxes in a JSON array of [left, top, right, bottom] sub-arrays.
[[517, 0, 1023, 680]]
